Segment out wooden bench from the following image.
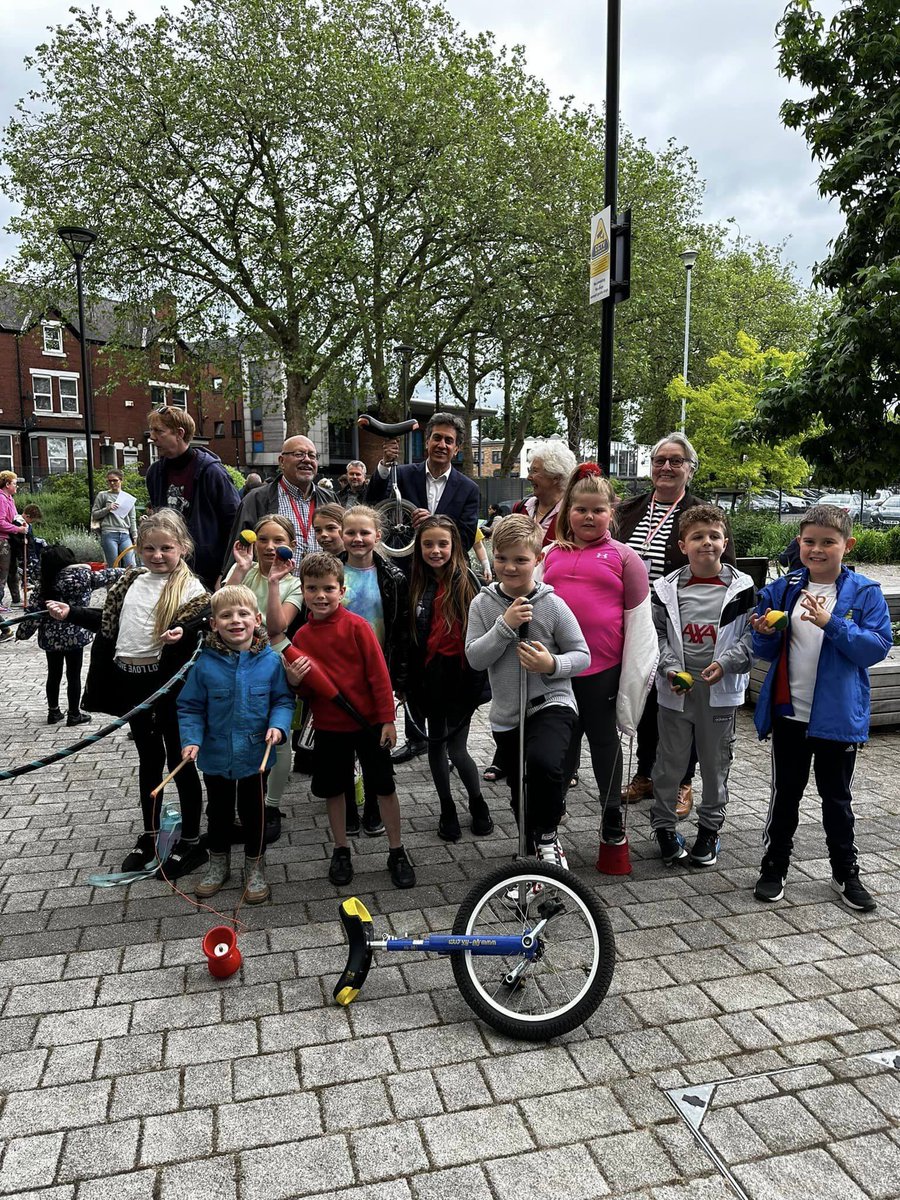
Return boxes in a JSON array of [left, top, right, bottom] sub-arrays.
[[747, 587, 900, 728]]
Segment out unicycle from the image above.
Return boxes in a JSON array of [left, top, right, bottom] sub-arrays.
[[357, 414, 419, 558], [332, 610, 616, 1041]]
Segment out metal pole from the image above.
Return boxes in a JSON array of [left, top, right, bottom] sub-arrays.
[[680, 263, 693, 433], [597, 0, 620, 475], [74, 255, 96, 506]]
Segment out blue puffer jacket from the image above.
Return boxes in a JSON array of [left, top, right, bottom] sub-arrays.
[[177, 630, 295, 778], [752, 566, 892, 744]]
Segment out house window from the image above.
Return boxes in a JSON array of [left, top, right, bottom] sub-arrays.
[[150, 384, 188, 409], [158, 341, 176, 370], [42, 324, 64, 355], [0, 434, 12, 473], [328, 422, 353, 460], [212, 377, 223, 392], [59, 378, 79, 414], [491, 450, 502, 464], [213, 420, 225, 438], [47, 438, 69, 474], [150, 386, 166, 407], [72, 438, 87, 472], [170, 389, 187, 409], [33, 375, 53, 412]]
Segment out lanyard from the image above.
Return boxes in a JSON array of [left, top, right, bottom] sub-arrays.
[[642, 492, 684, 551], [280, 479, 315, 544]]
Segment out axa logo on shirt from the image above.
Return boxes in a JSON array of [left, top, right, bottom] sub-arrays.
[[682, 622, 717, 646]]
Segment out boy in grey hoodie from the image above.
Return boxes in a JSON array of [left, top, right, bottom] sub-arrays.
[[466, 515, 589, 866]]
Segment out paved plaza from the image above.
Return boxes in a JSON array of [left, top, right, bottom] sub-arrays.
[[1, 624, 899, 1200]]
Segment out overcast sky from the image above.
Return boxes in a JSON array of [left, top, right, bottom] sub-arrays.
[[0, 0, 843, 282]]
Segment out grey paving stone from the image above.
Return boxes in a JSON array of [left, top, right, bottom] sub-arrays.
[[420, 1106, 533, 1169], [798, 1081, 889, 1137], [385, 1070, 443, 1120], [181, 1061, 233, 1108], [95, 1033, 164, 1078], [139, 1109, 214, 1167], [232, 1052, 299, 1101], [240, 1136, 354, 1200], [409, 1165, 493, 1200], [0, 1133, 64, 1194], [483, 1145, 609, 1200], [34, 1006, 130, 1048], [109, 1070, 181, 1120], [164, 1021, 257, 1067], [350, 1121, 429, 1183], [4, 979, 97, 1017], [733, 1148, 869, 1200], [479, 1046, 583, 1102], [0, 1049, 47, 1092], [757, 998, 856, 1040], [41, 1042, 97, 1087], [519, 1085, 633, 1146], [0, 1080, 110, 1137], [57, 1120, 140, 1182], [857, 1073, 900, 1120], [216, 1092, 321, 1151], [159, 1156, 238, 1200], [695, 1108, 770, 1164], [312, 1185, 410, 1200], [346, 992, 439, 1037], [701, 973, 794, 1013], [432, 1062, 491, 1113], [322, 1078, 393, 1131], [739, 1093, 830, 1154], [390, 1023, 487, 1070], [627, 983, 721, 1025], [831, 1131, 900, 1199], [301, 1035, 396, 1087], [75, 1169, 157, 1200], [612, 1028, 684, 1072], [589, 1128, 679, 1190], [130, 993, 221, 1034], [258, 1007, 352, 1052]]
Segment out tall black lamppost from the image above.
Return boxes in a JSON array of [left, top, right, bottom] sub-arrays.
[[57, 226, 98, 504], [393, 341, 415, 463]]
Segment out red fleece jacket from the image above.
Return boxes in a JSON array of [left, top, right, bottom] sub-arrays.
[[291, 605, 395, 731]]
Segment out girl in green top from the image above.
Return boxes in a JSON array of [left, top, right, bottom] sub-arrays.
[[225, 513, 302, 824]]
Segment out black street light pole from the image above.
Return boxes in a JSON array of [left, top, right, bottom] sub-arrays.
[[393, 342, 415, 460], [597, 0, 620, 474], [57, 226, 98, 505]]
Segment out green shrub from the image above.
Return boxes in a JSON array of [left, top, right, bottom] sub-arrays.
[[57, 528, 103, 563], [34, 472, 91, 528], [225, 464, 246, 491]]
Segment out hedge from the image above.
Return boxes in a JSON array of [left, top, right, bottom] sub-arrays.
[[728, 510, 900, 564]]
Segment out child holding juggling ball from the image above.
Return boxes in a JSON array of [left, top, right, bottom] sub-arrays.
[[651, 505, 756, 867], [750, 504, 892, 912]]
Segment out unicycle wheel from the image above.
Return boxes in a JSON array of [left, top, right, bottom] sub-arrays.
[[451, 859, 614, 1040]]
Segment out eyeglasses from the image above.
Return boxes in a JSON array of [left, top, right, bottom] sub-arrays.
[[280, 450, 318, 462], [652, 455, 687, 468]]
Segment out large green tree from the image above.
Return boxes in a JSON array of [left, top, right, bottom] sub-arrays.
[[750, 0, 900, 487]]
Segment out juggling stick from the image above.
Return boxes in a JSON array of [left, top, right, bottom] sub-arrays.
[[150, 756, 192, 799], [259, 742, 274, 774]]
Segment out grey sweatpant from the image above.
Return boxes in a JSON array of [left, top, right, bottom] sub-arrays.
[[650, 685, 736, 833]]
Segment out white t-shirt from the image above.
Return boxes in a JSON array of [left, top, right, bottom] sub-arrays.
[[787, 581, 838, 722], [115, 573, 206, 661]]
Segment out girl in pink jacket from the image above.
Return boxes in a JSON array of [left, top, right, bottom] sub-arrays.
[[541, 465, 658, 847]]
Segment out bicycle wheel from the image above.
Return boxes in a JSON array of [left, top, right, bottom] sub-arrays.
[[451, 859, 615, 1040], [375, 498, 417, 558]]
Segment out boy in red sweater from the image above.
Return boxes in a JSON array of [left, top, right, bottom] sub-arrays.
[[284, 552, 416, 889]]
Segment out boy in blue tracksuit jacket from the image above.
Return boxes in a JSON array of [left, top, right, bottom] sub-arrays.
[[178, 585, 294, 904], [750, 505, 891, 913]]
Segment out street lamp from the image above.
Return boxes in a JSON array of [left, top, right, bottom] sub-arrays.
[[679, 248, 699, 433], [393, 341, 415, 422], [57, 225, 98, 504]]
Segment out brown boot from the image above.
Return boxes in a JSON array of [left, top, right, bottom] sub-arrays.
[[675, 784, 694, 819], [622, 774, 653, 803]]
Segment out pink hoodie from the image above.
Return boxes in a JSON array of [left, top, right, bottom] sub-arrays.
[[0, 489, 22, 538], [542, 534, 649, 675]]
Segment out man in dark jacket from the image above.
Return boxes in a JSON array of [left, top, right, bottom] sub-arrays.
[[224, 435, 333, 572], [336, 461, 369, 508], [146, 407, 240, 590]]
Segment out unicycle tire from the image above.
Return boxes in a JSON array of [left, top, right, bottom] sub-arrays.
[[451, 859, 614, 1041]]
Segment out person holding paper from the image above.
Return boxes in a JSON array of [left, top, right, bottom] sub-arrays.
[[92, 470, 138, 566]]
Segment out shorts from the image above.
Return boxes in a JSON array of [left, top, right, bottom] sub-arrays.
[[311, 727, 395, 799]]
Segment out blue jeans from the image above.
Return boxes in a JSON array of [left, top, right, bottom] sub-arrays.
[[102, 530, 134, 567]]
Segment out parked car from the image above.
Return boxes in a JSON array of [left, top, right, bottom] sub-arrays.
[[872, 500, 900, 527], [747, 493, 783, 512]]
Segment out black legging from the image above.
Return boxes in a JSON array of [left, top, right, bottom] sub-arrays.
[[427, 715, 481, 817], [563, 666, 623, 808], [204, 773, 267, 856], [637, 681, 697, 786], [45, 648, 83, 711]]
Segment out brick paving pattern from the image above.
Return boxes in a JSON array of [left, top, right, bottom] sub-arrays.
[[1, 626, 899, 1198]]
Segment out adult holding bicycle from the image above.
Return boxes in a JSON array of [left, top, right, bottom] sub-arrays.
[[367, 411, 480, 762], [616, 433, 736, 817]]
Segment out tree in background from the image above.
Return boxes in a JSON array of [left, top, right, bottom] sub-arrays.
[[671, 332, 815, 493], [750, 0, 900, 488]]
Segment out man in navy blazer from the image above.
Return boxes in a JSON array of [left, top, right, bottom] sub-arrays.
[[366, 411, 480, 552]]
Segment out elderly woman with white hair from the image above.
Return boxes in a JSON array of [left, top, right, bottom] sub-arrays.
[[513, 439, 578, 545], [616, 432, 736, 817]]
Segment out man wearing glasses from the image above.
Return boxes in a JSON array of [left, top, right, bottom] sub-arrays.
[[616, 433, 736, 817], [225, 435, 332, 568]]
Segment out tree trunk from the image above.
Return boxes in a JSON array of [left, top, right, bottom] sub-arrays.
[[284, 371, 314, 436]]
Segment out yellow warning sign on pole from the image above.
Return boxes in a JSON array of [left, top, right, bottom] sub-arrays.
[[589, 207, 611, 304]]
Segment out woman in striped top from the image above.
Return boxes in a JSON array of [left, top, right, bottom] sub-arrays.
[[615, 434, 736, 814]]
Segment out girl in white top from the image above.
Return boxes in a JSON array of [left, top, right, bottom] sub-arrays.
[[225, 514, 302, 813], [47, 511, 208, 877]]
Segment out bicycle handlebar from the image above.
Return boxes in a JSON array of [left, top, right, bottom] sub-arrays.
[[357, 415, 419, 438]]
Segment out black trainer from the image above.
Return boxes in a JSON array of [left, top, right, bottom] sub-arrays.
[[362, 812, 385, 837], [163, 839, 208, 879], [67, 711, 91, 727], [656, 828, 687, 865], [121, 832, 157, 873], [754, 860, 786, 903], [47, 707, 64, 725], [601, 807, 626, 845], [831, 868, 876, 912], [689, 826, 720, 867], [469, 797, 494, 837], [329, 846, 353, 886], [346, 807, 361, 837], [437, 812, 462, 842], [387, 846, 416, 889], [391, 740, 427, 764]]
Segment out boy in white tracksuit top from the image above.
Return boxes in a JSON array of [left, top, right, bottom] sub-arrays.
[[650, 505, 755, 867]]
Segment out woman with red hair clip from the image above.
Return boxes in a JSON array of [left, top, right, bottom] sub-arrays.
[[542, 464, 658, 851]]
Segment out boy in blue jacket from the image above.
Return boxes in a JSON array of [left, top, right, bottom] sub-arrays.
[[751, 505, 892, 912], [178, 585, 294, 904]]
